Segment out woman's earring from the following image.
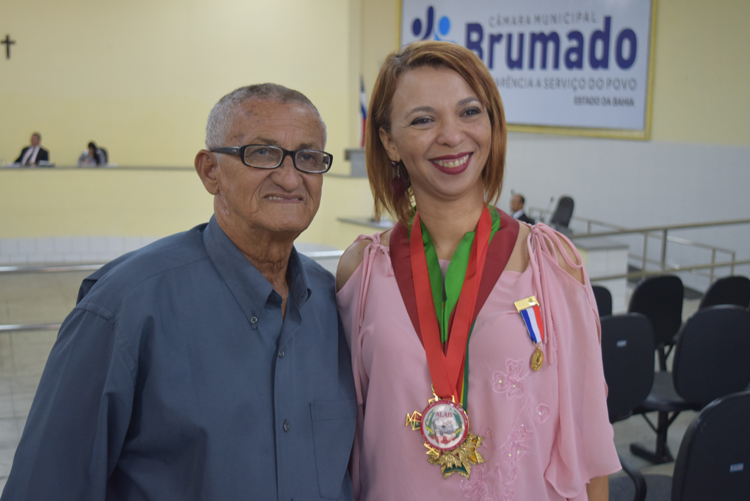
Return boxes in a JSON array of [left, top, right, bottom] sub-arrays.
[[390, 160, 410, 197]]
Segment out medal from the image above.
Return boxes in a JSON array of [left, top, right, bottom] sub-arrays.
[[391, 207, 520, 480], [403, 207, 491, 479], [515, 296, 546, 371], [406, 392, 484, 479]]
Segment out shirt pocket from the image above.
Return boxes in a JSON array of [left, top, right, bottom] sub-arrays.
[[310, 399, 357, 499]]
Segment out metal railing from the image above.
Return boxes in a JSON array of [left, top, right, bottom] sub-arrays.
[[0, 251, 346, 333], [529, 207, 750, 283], [3, 219, 748, 332]]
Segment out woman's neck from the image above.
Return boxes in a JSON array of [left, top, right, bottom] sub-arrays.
[[415, 187, 486, 261]]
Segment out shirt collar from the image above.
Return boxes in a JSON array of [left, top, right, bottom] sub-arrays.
[[203, 216, 312, 317], [513, 209, 524, 218]]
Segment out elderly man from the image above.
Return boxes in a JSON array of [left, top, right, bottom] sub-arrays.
[[2, 84, 355, 500], [14, 132, 49, 166]]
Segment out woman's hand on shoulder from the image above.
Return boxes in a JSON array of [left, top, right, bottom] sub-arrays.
[[335, 230, 392, 291]]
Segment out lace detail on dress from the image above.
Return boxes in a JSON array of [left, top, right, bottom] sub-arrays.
[[459, 463, 518, 501], [459, 464, 493, 501], [491, 359, 530, 399], [534, 404, 551, 424], [460, 399, 551, 501]]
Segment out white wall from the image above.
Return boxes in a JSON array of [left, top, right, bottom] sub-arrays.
[[500, 133, 750, 291]]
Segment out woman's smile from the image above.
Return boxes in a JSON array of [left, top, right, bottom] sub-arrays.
[[430, 152, 473, 174]]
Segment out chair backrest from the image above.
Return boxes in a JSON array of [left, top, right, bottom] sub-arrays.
[[592, 285, 613, 318], [699, 275, 750, 310], [548, 196, 574, 228], [601, 313, 655, 423], [628, 275, 683, 347], [673, 306, 750, 405], [671, 391, 750, 501]]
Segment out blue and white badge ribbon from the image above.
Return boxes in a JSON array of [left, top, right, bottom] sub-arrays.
[[514, 296, 545, 344]]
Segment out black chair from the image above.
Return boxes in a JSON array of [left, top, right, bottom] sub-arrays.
[[99, 147, 109, 164], [699, 275, 750, 310], [592, 285, 613, 318], [602, 314, 655, 501], [670, 391, 750, 500], [628, 275, 683, 371], [548, 196, 574, 229], [630, 306, 750, 464], [632, 391, 750, 500]]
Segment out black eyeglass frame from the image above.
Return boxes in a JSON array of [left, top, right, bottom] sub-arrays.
[[209, 144, 333, 174]]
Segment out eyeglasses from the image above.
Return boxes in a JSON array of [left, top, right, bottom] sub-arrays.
[[209, 144, 333, 174]]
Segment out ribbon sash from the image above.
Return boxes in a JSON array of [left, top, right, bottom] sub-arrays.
[[391, 208, 520, 402]]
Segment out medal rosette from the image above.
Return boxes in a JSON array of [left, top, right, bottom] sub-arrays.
[[514, 296, 546, 371], [406, 396, 484, 479]]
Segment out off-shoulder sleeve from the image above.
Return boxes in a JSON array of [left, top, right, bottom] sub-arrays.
[[527, 225, 621, 499], [336, 233, 388, 501]]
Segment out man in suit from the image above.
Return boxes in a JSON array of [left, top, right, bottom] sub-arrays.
[[15, 132, 50, 166], [510, 193, 536, 225]]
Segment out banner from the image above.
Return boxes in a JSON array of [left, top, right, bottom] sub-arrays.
[[401, 0, 656, 138]]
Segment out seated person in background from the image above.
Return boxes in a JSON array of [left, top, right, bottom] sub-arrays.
[[78, 141, 107, 166], [510, 193, 536, 224], [15, 132, 49, 166]]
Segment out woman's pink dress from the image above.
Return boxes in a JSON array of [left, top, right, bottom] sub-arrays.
[[337, 224, 621, 501]]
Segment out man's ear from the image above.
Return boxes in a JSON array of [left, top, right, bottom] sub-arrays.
[[378, 127, 400, 163], [195, 150, 220, 195]]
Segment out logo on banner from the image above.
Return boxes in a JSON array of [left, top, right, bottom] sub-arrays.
[[411, 6, 455, 42]]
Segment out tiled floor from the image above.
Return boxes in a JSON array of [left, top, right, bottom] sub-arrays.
[[0, 271, 702, 496], [0, 270, 90, 493]]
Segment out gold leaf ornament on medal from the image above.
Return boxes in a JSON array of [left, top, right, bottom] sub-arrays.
[[426, 432, 485, 479]]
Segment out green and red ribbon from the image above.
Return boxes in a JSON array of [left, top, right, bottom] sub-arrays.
[[390, 207, 519, 410]]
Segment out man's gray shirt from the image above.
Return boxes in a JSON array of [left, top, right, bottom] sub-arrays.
[[2, 217, 356, 500]]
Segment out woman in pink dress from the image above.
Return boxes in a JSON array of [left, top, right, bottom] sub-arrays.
[[336, 41, 620, 501]]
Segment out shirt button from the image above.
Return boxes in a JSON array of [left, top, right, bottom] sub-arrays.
[[283, 420, 290, 432], [250, 316, 258, 324], [278, 350, 285, 359]]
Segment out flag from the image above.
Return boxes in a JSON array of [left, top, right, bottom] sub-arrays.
[[360, 76, 367, 148]]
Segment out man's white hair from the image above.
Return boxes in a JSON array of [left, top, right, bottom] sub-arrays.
[[205, 83, 326, 149]]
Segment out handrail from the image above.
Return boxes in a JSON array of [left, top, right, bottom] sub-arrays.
[[0, 250, 346, 275], [567, 218, 750, 239], [651, 234, 735, 255], [0, 264, 104, 274], [2, 217, 747, 332], [586, 259, 750, 281], [304, 250, 345, 258], [0, 323, 61, 332], [528, 208, 748, 282], [530, 206, 750, 235]]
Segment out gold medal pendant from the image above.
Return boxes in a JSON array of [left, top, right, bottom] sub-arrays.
[[406, 395, 484, 479], [516, 296, 547, 371], [531, 345, 544, 371]]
